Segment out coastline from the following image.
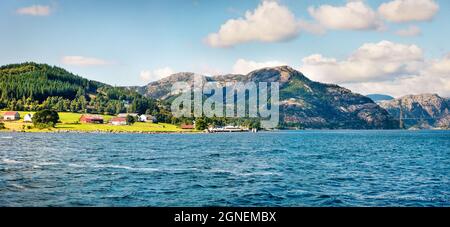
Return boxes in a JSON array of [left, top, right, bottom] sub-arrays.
[[0, 111, 197, 134], [0, 129, 200, 134], [1, 128, 448, 135]]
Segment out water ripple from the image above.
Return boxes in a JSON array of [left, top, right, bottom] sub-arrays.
[[0, 130, 449, 206]]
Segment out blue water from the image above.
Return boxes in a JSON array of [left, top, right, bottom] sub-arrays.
[[0, 130, 449, 207]]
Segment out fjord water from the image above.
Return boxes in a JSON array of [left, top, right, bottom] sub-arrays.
[[0, 130, 449, 207]]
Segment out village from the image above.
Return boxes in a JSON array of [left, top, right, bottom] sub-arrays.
[[1, 111, 158, 125], [0, 111, 257, 133], [0, 111, 184, 133]]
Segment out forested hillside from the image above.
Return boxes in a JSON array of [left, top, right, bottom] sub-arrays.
[[0, 63, 162, 117]]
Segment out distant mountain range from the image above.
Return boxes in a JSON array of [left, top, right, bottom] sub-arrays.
[[136, 66, 398, 129], [367, 94, 394, 103], [379, 94, 450, 129], [5, 63, 447, 130]]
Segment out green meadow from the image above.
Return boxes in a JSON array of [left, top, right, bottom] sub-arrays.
[[0, 112, 190, 133]]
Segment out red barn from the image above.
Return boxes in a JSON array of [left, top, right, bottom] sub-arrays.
[[3, 111, 20, 121], [80, 115, 104, 124], [180, 124, 195, 129]]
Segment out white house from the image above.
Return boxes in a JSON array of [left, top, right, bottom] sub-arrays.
[[139, 115, 157, 123], [23, 114, 33, 122], [3, 111, 20, 121]]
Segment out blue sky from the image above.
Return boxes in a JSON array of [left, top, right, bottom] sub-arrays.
[[1, 0, 449, 97]]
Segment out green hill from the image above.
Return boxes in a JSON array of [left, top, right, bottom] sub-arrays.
[[0, 62, 162, 118]]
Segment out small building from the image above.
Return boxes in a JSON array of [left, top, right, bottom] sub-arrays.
[[111, 117, 127, 126], [208, 125, 247, 133], [117, 113, 139, 118], [139, 114, 157, 123], [3, 111, 20, 121], [80, 115, 104, 124], [23, 114, 33, 122], [181, 123, 195, 129]]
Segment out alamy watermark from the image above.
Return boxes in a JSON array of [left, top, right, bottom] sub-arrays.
[[170, 74, 279, 129]]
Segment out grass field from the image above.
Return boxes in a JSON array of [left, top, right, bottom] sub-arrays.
[[0, 111, 191, 133]]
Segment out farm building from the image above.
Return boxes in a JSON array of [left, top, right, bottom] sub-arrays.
[[3, 111, 20, 121], [180, 123, 195, 129], [80, 115, 104, 124], [111, 117, 127, 126], [139, 115, 157, 123], [23, 114, 33, 122]]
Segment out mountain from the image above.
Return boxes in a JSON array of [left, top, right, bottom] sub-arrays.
[[378, 94, 450, 129], [140, 72, 213, 100], [0, 63, 160, 116], [366, 94, 394, 103], [139, 66, 398, 129]]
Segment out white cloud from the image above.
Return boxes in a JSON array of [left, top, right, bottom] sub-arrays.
[[333, 53, 450, 97], [232, 59, 287, 75], [342, 64, 450, 97], [378, 0, 439, 23], [395, 25, 422, 37], [61, 56, 111, 66], [299, 41, 450, 97], [298, 20, 326, 35], [341, 74, 449, 98], [16, 5, 51, 16], [205, 1, 300, 48], [300, 41, 423, 83], [308, 1, 384, 30], [350, 41, 422, 62], [427, 54, 450, 75], [140, 67, 175, 82], [194, 64, 223, 76]]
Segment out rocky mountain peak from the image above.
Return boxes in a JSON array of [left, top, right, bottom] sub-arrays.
[[246, 65, 308, 84], [380, 93, 447, 117], [149, 72, 207, 85], [379, 93, 450, 129]]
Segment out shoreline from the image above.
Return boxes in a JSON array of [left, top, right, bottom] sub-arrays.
[[0, 128, 201, 135], [1, 128, 448, 135], [0, 111, 195, 134]]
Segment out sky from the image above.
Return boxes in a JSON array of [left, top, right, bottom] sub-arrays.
[[1, 0, 449, 97]]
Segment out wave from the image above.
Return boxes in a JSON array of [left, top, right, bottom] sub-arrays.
[[38, 161, 59, 166], [10, 183, 25, 190], [92, 164, 134, 170], [1, 158, 22, 164], [201, 168, 282, 177], [1, 158, 282, 178], [68, 163, 85, 168], [67, 162, 160, 173], [92, 164, 160, 172], [0, 136, 13, 139], [238, 171, 282, 177]]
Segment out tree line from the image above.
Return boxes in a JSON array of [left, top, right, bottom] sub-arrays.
[[0, 63, 170, 120]]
